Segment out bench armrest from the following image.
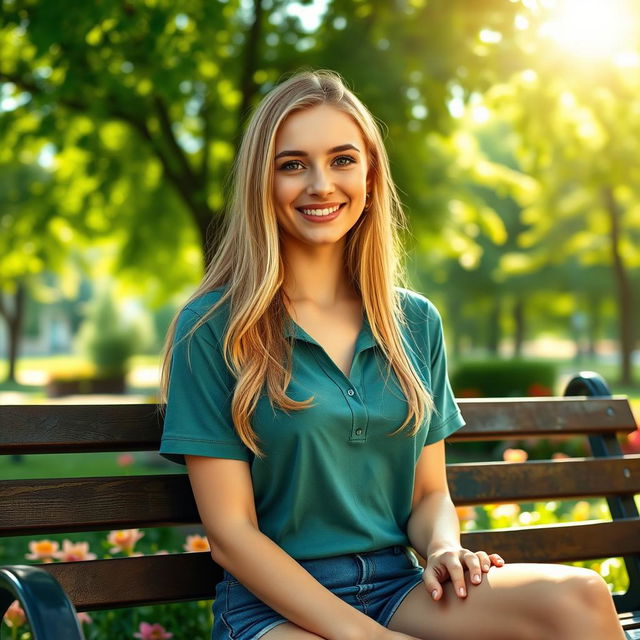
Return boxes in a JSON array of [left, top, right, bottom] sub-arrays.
[[0, 564, 84, 640], [563, 371, 612, 397]]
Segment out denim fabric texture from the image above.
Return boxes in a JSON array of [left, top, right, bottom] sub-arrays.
[[211, 545, 425, 640]]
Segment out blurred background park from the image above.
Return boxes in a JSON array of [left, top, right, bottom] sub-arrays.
[[1, 0, 639, 637]]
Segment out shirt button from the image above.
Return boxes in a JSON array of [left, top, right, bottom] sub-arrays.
[[347, 389, 355, 396], [355, 428, 363, 435]]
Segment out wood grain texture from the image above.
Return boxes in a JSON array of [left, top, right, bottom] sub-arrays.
[[448, 455, 640, 504], [40, 552, 220, 611], [0, 474, 198, 535]]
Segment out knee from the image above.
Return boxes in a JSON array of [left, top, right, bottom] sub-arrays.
[[551, 569, 617, 632], [565, 568, 613, 612]]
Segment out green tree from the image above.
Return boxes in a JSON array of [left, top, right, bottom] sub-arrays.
[[485, 58, 640, 384]]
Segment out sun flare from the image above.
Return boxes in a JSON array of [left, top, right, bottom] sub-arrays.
[[541, 0, 637, 61]]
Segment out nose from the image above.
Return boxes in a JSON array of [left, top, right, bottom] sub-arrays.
[[306, 165, 334, 196]]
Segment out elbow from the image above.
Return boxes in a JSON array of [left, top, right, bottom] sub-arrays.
[[411, 487, 450, 512], [206, 520, 259, 565]]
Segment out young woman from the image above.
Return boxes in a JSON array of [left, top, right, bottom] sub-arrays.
[[158, 70, 625, 640]]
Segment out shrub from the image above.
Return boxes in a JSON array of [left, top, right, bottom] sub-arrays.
[[74, 287, 139, 378], [451, 359, 557, 398]]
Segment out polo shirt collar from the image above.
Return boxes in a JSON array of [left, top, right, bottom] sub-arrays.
[[284, 310, 377, 351]]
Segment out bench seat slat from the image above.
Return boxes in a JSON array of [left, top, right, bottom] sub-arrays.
[[0, 397, 635, 454], [2, 457, 640, 535]]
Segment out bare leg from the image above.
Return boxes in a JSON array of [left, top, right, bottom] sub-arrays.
[[386, 562, 625, 640]]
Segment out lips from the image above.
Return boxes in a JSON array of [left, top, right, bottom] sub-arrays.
[[296, 202, 346, 213], [296, 202, 346, 221]]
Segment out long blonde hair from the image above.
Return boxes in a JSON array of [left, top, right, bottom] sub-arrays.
[[158, 68, 434, 459]]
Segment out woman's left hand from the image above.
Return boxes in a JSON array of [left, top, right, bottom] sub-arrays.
[[422, 546, 505, 601]]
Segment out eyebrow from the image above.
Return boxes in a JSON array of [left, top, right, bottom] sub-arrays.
[[274, 143, 361, 160]]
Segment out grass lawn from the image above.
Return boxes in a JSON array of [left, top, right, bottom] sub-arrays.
[[0, 450, 184, 480]]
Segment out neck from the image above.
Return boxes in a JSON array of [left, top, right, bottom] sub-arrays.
[[281, 238, 358, 308]]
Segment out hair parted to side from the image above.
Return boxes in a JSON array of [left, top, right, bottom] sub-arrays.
[[157, 68, 435, 459]]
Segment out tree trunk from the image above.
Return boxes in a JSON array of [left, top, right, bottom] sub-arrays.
[[487, 295, 501, 355], [0, 282, 26, 384], [587, 293, 601, 359], [602, 185, 635, 385], [201, 211, 226, 269], [513, 296, 525, 358], [448, 298, 462, 360], [233, 0, 265, 152]]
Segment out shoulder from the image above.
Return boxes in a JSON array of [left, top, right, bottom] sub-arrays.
[[176, 284, 231, 343], [394, 286, 441, 324]]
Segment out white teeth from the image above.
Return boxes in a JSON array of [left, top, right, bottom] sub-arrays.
[[299, 204, 342, 216]]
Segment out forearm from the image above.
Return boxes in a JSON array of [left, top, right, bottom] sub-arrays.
[[212, 524, 382, 640], [406, 491, 461, 558]]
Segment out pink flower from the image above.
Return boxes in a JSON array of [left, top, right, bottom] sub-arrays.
[[183, 534, 210, 552], [26, 539, 59, 563], [623, 429, 640, 454], [107, 529, 144, 555], [502, 448, 528, 463], [133, 622, 173, 639], [53, 539, 97, 562], [77, 611, 93, 625], [3, 600, 26, 628], [117, 453, 135, 467]]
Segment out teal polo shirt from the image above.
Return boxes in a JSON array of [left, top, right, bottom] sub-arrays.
[[159, 286, 465, 560]]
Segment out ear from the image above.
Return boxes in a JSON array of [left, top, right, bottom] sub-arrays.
[[366, 172, 373, 194]]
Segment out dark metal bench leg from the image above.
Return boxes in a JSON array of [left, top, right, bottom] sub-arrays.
[[1, 565, 84, 640]]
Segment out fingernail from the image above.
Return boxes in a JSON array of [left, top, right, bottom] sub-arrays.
[[472, 574, 480, 583], [483, 564, 490, 571], [459, 587, 466, 596], [431, 589, 438, 599]]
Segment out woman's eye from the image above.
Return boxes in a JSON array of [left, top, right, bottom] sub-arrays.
[[280, 160, 304, 171], [334, 155, 356, 166]]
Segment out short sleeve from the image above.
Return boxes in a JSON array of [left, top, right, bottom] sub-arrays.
[[423, 303, 466, 446], [159, 307, 252, 466]]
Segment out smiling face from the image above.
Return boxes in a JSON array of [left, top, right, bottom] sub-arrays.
[[272, 104, 371, 248]]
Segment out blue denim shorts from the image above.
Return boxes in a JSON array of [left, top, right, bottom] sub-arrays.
[[211, 544, 425, 640]]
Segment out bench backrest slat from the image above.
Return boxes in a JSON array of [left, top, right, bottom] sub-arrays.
[[452, 397, 636, 439], [0, 475, 198, 535], [3, 457, 640, 535], [449, 455, 640, 504], [0, 398, 635, 454], [43, 553, 219, 611], [462, 518, 640, 564], [0, 405, 163, 453]]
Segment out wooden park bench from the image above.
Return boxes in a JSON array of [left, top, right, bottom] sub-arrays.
[[1, 371, 639, 639]]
